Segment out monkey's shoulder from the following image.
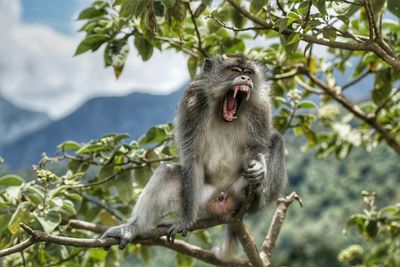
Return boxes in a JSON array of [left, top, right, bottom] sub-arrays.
[[179, 84, 207, 111]]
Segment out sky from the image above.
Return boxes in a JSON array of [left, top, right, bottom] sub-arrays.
[[0, 0, 189, 118]]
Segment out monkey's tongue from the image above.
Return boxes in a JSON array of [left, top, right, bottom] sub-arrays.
[[223, 91, 237, 122], [227, 93, 236, 110]]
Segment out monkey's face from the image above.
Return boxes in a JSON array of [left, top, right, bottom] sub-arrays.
[[202, 54, 265, 122]]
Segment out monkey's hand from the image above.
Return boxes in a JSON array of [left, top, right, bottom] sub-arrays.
[[165, 221, 190, 243], [102, 223, 137, 250], [242, 159, 265, 184]]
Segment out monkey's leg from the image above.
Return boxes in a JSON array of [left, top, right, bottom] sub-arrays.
[[102, 163, 182, 249]]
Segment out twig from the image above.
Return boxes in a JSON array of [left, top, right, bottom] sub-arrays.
[[364, 0, 395, 57], [72, 166, 136, 188], [154, 36, 198, 58], [208, 11, 265, 32], [260, 192, 302, 267], [374, 90, 400, 116], [82, 193, 126, 221], [186, 2, 208, 58], [342, 70, 371, 90], [276, 0, 286, 16]]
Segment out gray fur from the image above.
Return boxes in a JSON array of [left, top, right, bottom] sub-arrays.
[[102, 55, 287, 257]]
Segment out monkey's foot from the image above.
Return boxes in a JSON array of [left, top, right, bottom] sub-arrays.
[[102, 223, 137, 250], [242, 160, 265, 184], [166, 221, 190, 243]]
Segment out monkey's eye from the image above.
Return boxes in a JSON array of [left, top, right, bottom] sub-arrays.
[[231, 66, 242, 73], [243, 69, 253, 75]]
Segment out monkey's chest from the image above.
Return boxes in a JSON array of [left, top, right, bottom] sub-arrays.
[[202, 133, 244, 188]]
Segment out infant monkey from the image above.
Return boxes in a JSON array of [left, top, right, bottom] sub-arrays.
[[103, 54, 287, 259]]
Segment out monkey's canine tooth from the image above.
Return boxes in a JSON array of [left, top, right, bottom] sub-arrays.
[[246, 91, 251, 101], [233, 87, 239, 98]]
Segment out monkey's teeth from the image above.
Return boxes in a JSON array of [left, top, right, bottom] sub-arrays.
[[246, 91, 251, 101], [233, 87, 239, 98]]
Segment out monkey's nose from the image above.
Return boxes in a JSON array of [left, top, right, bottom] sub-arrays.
[[240, 75, 251, 82]]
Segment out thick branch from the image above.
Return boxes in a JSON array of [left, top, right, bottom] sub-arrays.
[[231, 220, 264, 267], [142, 238, 250, 267], [1, 192, 301, 267], [260, 192, 302, 267]]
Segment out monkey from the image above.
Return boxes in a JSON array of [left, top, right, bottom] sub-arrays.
[[102, 54, 287, 260]]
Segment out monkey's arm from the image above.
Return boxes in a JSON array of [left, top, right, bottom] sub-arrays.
[[244, 132, 287, 213]]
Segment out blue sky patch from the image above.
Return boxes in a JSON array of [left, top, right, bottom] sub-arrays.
[[21, 0, 83, 34]]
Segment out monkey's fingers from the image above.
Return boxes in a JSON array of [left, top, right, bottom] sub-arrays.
[[166, 227, 177, 243], [243, 168, 264, 179], [157, 222, 174, 228], [119, 238, 129, 250]]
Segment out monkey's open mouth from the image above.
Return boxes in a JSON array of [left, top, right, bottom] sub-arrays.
[[223, 84, 251, 122]]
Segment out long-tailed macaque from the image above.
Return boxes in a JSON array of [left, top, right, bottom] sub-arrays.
[[102, 54, 287, 259]]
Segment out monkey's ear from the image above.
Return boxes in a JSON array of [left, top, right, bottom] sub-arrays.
[[203, 58, 213, 72]]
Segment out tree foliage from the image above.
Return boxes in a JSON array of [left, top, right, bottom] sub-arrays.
[[1, 0, 400, 266]]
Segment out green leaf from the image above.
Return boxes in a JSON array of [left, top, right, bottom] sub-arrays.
[[139, 125, 168, 145], [62, 200, 77, 215], [194, 229, 211, 245], [277, 18, 288, 33], [78, 7, 107, 20], [372, 69, 392, 105], [286, 32, 302, 45], [388, 0, 400, 18], [322, 27, 336, 40], [161, 0, 175, 8], [89, 248, 108, 261], [332, 2, 351, 15], [133, 165, 153, 187], [104, 38, 130, 78], [312, 0, 326, 15], [121, 0, 150, 17], [287, 11, 302, 25], [230, 8, 246, 28], [34, 210, 61, 234], [298, 101, 317, 109], [187, 56, 198, 78], [0, 175, 24, 186], [364, 219, 378, 239], [8, 202, 31, 235], [75, 34, 109, 56], [134, 35, 153, 61], [250, 0, 266, 14], [77, 143, 106, 154], [114, 170, 133, 203], [175, 252, 195, 267], [58, 141, 81, 151]]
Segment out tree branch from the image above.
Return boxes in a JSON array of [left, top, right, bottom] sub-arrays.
[[225, 0, 400, 70], [341, 70, 371, 90], [231, 220, 264, 267], [186, 2, 208, 58], [300, 67, 400, 154], [0, 192, 301, 267], [260, 192, 303, 267]]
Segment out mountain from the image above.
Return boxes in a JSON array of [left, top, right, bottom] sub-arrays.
[[0, 88, 184, 169], [0, 96, 51, 146]]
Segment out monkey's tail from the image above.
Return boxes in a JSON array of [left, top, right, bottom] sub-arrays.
[[213, 224, 239, 260]]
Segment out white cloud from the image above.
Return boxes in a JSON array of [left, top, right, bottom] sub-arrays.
[[0, 0, 189, 118]]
